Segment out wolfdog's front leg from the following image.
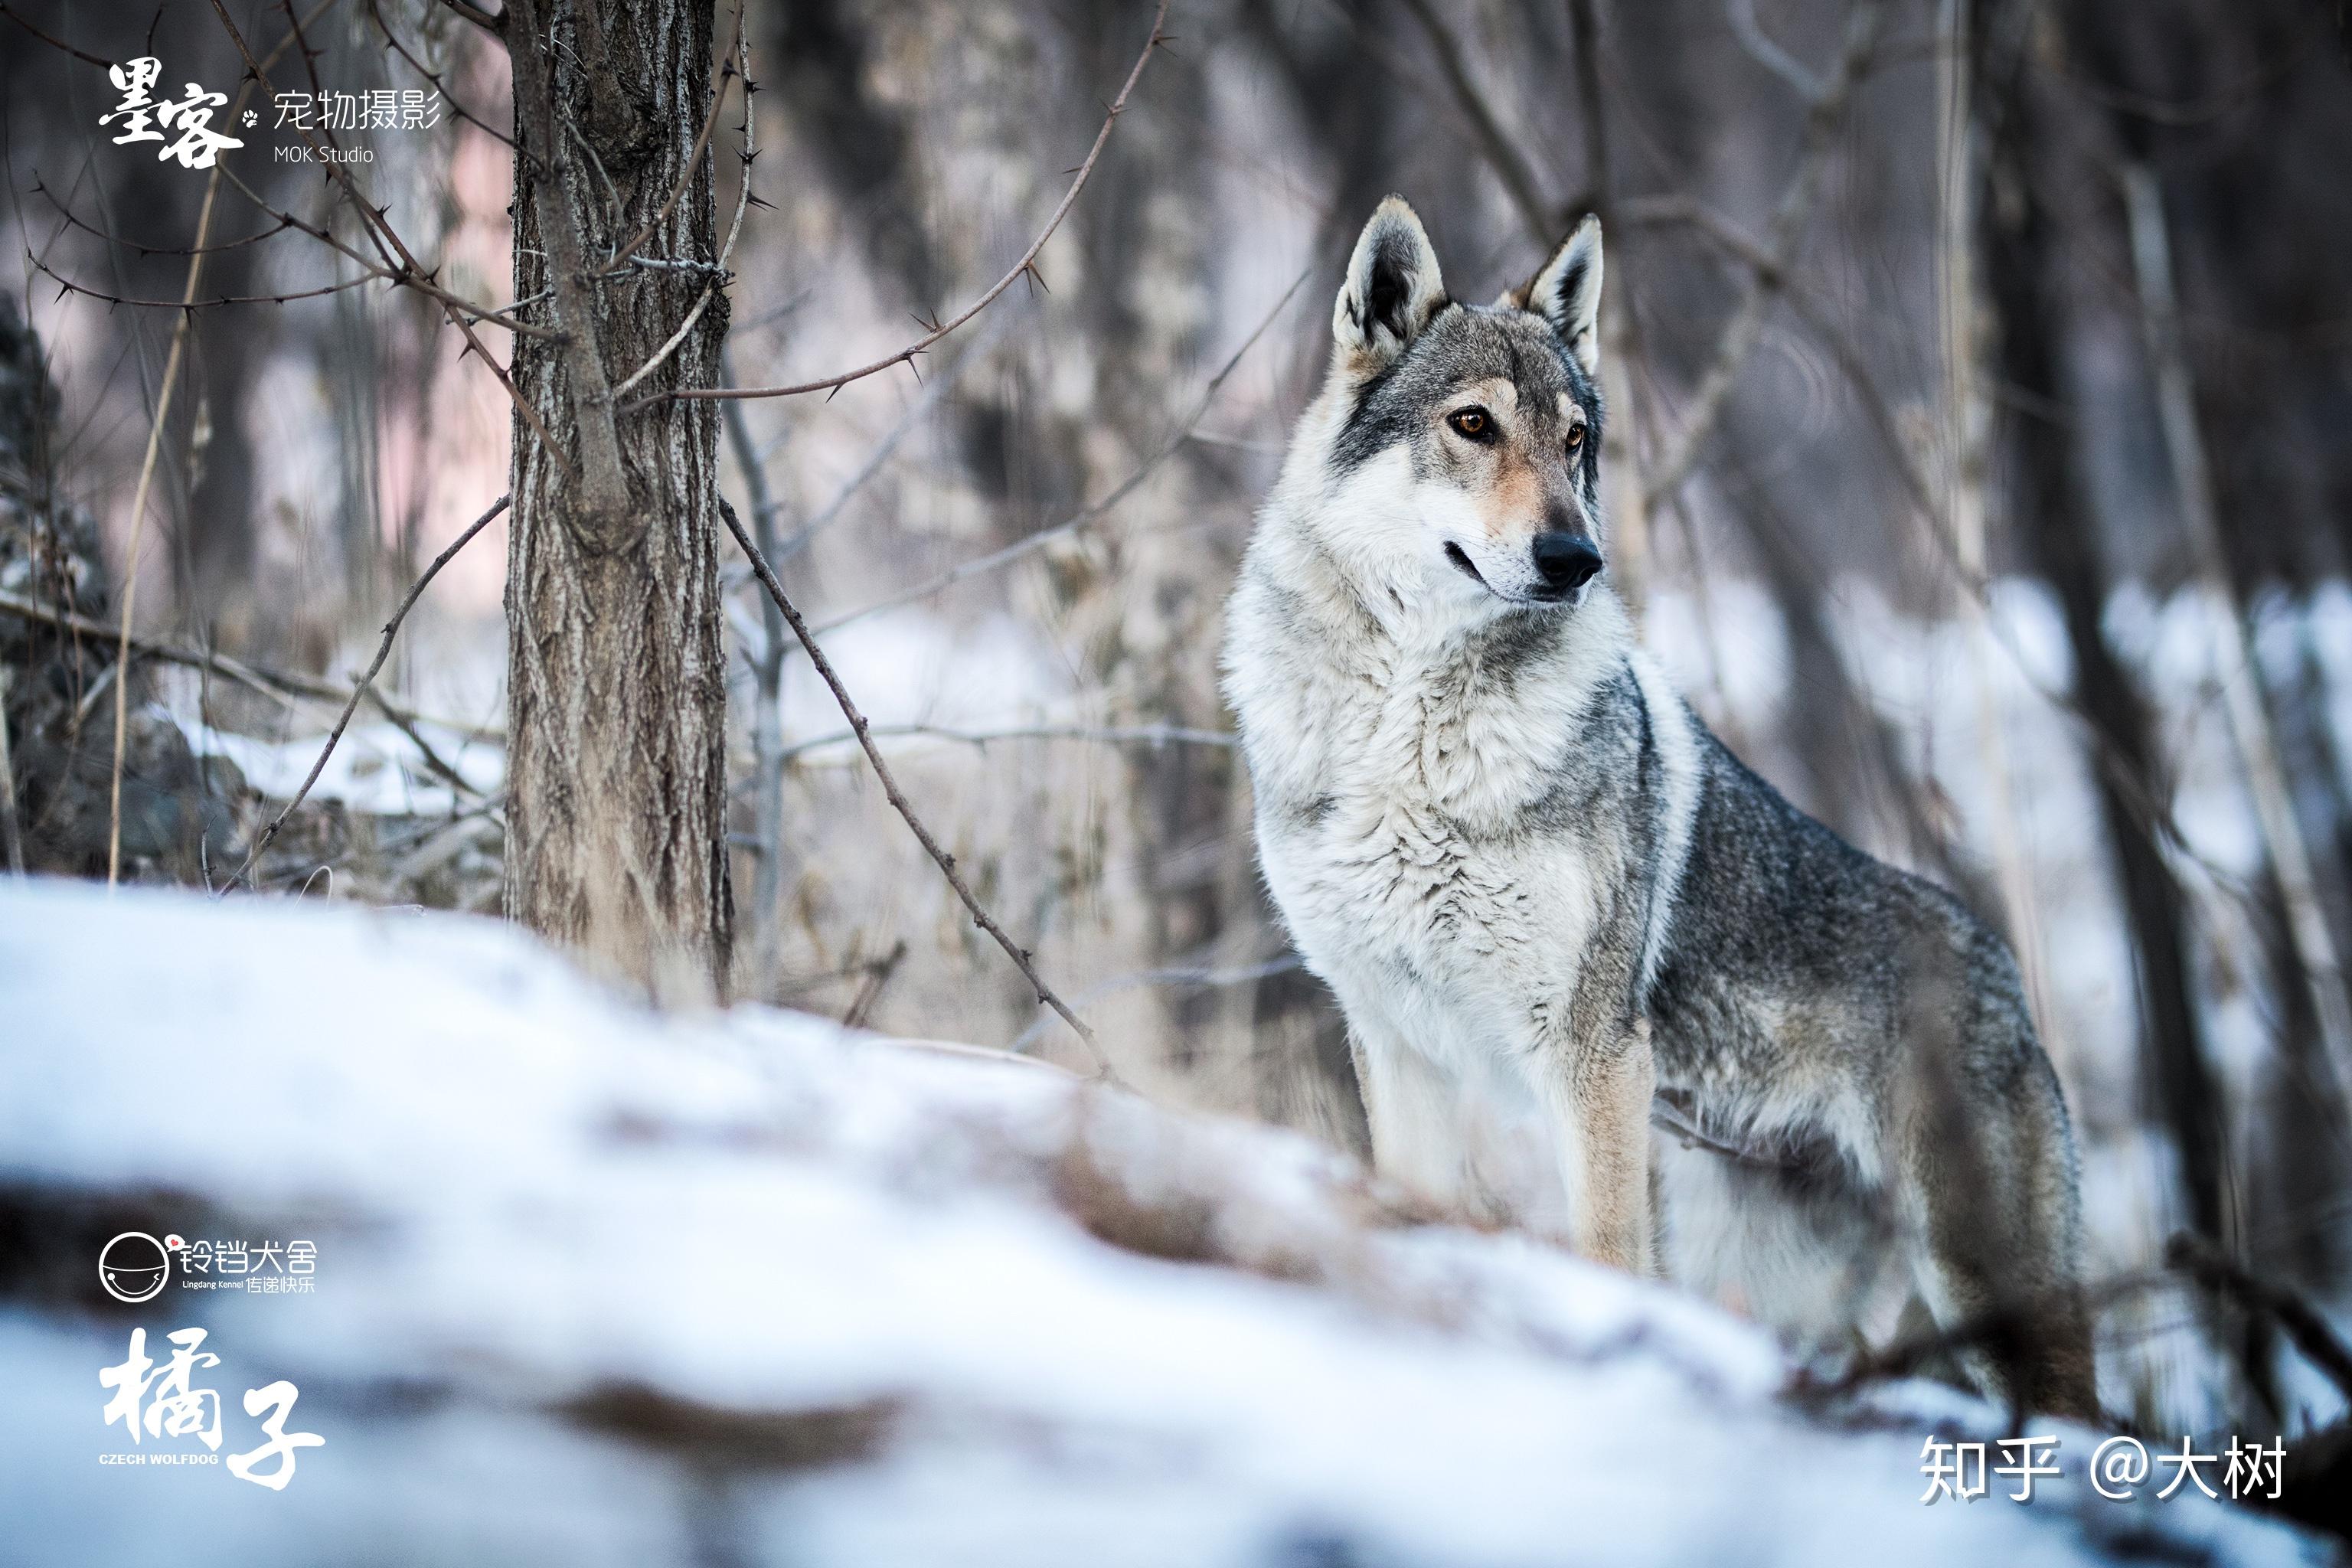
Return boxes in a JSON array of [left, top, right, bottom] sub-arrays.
[[1531, 1018, 1656, 1273], [1350, 1022, 1471, 1209]]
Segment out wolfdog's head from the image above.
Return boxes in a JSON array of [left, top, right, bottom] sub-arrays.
[[1294, 196, 1608, 614]]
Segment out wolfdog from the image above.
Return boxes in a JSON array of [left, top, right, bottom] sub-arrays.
[[1221, 198, 2095, 1416]]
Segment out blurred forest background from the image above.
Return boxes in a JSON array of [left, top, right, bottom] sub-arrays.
[[5, 0, 2352, 1445]]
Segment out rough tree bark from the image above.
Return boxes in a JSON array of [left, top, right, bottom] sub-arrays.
[[502, 0, 733, 996]]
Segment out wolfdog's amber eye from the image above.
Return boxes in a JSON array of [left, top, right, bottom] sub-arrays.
[[1566, 423, 1586, 451], [1446, 407, 1492, 440]]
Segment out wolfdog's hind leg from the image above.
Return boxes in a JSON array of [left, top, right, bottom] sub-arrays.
[[1891, 1015, 2099, 1420]]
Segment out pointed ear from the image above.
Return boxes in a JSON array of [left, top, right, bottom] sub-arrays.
[[1332, 196, 1449, 371], [1506, 214, 1604, 376]]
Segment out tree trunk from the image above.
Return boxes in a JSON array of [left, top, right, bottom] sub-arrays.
[[1981, 2, 2223, 1240], [503, 0, 733, 997]]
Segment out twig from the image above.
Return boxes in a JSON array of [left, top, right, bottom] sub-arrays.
[[802, 264, 1308, 642], [609, 21, 754, 402], [1395, 0, 1553, 241], [717, 501, 1113, 1080], [841, 939, 908, 1031], [1008, 952, 1303, 1054], [222, 495, 510, 892], [435, 0, 504, 34], [1726, 0, 1828, 101], [366, 0, 520, 152], [665, 0, 1170, 408], [773, 307, 1015, 564], [0, 1, 112, 66], [106, 134, 231, 885], [209, 166, 556, 338], [1643, 0, 1886, 509], [31, 253, 381, 312], [28, 177, 292, 256], [2166, 1233, 2352, 1402], [204, 0, 579, 482], [0, 587, 478, 735], [779, 721, 1234, 766], [719, 350, 789, 962], [603, 3, 745, 274], [0, 668, 24, 875]]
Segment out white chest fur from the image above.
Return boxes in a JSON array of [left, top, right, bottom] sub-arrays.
[[1225, 556, 1645, 1077]]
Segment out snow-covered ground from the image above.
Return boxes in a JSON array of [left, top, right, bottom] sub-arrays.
[[0, 880, 2329, 1565]]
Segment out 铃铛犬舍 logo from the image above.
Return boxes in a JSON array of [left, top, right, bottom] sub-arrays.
[[98, 1231, 171, 1304]]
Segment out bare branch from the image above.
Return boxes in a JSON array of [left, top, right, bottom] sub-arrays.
[[434, 0, 505, 35], [0, 591, 487, 736], [665, 0, 1171, 408], [210, 166, 556, 337], [717, 502, 1113, 1080], [779, 721, 1234, 766], [204, 0, 580, 482], [0, 1, 113, 67], [1726, 0, 1828, 102], [1008, 953, 1303, 1054], [603, 3, 745, 274], [221, 495, 510, 892], [610, 24, 754, 402], [29, 175, 293, 256], [1643, 0, 1886, 510], [30, 251, 381, 312], [2166, 1233, 2352, 1403], [773, 308, 1015, 565], [803, 264, 1308, 641], [367, 0, 519, 152], [1395, 0, 1553, 243]]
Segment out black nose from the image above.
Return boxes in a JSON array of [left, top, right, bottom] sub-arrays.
[[1531, 531, 1604, 596]]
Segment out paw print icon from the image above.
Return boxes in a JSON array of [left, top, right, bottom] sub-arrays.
[[242, 109, 258, 127]]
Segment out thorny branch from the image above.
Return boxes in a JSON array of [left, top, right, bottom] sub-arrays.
[[662, 0, 1171, 410], [367, 0, 520, 152], [717, 501, 1114, 1081], [221, 495, 511, 893], [203, 0, 580, 482], [610, 21, 754, 402], [603, 3, 746, 276]]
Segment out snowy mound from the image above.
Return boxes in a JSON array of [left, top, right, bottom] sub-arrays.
[[0, 880, 2324, 1566]]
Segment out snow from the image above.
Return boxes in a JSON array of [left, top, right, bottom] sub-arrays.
[[0, 879, 2328, 1566]]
